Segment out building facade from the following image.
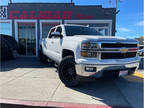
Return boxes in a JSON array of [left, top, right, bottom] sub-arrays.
[[0, 3, 116, 56]]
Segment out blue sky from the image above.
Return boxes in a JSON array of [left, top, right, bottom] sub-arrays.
[[0, 0, 143, 38]]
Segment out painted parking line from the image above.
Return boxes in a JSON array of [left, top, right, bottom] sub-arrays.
[[0, 98, 132, 108], [133, 71, 144, 78]]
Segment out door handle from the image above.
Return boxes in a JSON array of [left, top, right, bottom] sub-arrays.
[[51, 41, 54, 44]]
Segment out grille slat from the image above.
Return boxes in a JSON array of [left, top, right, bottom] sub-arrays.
[[101, 43, 137, 48], [101, 52, 136, 59]]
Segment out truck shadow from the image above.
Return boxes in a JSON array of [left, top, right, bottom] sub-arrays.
[[1, 57, 143, 72], [138, 57, 144, 70], [0, 57, 54, 72], [0, 103, 58, 108], [69, 76, 143, 108]]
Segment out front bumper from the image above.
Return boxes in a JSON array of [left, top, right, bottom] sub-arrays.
[[75, 57, 140, 77]]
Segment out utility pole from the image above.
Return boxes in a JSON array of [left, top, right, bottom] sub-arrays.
[[71, 0, 73, 3], [108, 0, 112, 8], [9, 0, 12, 4], [115, 0, 117, 10], [114, 0, 118, 36]]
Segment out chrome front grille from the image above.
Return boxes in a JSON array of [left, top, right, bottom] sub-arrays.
[[101, 43, 137, 48], [100, 42, 138, 59], [101, 52, 137, 59]]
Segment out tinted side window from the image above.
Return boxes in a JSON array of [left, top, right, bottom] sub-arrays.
[[48, 28, 55, 38], [56, 27, 62, 34]]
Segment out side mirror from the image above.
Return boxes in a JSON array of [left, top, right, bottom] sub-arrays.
[[51, 32, 63, 38]]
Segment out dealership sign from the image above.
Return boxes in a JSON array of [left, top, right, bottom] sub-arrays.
[[8, 11, 93, 19]]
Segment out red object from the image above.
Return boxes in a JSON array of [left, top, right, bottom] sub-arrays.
[[9, 11, 93, 19], [76, 13, 94, 19], [29, 11, 36, 19], [37, 11, 52, 19], [9, 11, 20, 19], [62, 11, 72, 19], [128, 48, 138, 52], [53, 11, 61, 19], [0, 98, 132, 108], [19, 11, 28, 19]]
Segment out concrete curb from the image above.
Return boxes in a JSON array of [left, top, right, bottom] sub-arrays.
[[134, 71, 144, 78], [0, 98, 132, 108]]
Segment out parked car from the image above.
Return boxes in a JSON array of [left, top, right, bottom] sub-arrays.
[[0, 34, 19, 61], [40, 24, 140, 87], [138, 45, 144, 56]]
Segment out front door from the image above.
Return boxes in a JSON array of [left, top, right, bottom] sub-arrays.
[[18, 22, 36, 56], [52, 26, 63, 62]]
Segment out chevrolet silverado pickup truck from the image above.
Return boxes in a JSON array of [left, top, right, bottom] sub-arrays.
[[39, 24, 140, 87]]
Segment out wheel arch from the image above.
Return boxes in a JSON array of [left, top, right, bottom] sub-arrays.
[[62, 49, 75, 60]]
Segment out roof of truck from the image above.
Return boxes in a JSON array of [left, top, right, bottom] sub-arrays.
[[61, 24, 88, 27]]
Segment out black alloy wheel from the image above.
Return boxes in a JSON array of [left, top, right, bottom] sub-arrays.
[[58, 56, 78, 87]]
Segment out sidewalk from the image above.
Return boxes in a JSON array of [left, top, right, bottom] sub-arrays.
[[0, 57, 143, 108]]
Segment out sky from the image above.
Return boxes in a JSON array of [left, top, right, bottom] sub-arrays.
[[0, 0, 143, 38]]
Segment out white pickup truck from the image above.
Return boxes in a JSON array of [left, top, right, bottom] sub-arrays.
[[40, 24, 140, 87]]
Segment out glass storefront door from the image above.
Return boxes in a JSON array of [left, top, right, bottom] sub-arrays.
[[18, 23, 36, 56]]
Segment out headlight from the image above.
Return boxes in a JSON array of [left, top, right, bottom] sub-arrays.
[[81, 41, 98, 49], [81, 51, 98, 57], [81, 41, 99, 57]]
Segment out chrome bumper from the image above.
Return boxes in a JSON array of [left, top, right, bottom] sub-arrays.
[[75, 60, 140, 78]]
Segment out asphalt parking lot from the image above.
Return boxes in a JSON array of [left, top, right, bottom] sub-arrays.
[[0, 57, 143, 108]]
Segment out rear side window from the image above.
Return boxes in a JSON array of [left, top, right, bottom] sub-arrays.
[[48, 28, 55, 38]]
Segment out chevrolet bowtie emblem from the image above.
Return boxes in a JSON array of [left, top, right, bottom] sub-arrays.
[[120, 48, 128, 53]]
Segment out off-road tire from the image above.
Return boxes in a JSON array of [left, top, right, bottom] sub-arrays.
[[58, 56, 78, 87]]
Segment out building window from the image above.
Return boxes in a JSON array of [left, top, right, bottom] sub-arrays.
[[0, 22, 12, 36], [18, 23, 36, 56]]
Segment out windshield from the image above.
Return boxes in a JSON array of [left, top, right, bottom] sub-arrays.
[[65, 25, 103, 36]]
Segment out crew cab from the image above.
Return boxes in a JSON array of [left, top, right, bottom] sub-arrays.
[[40, 24, 140, 87]]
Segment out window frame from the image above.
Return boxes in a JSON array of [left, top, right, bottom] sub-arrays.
[[48, 27, 56, 39]]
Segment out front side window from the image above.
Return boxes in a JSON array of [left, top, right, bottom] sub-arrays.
[[56, 26, 62, 34], [42, 23, 59, 38], [65, 26, 102, 36], [48, 28, 55, 38]]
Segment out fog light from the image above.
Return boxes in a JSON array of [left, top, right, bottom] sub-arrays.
[[85, 67, 96, 72]]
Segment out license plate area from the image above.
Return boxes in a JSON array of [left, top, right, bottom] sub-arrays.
[[119, 70, 128, 76]]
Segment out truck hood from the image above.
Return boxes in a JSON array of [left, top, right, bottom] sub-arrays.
[[73, 35, 138, 43]]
